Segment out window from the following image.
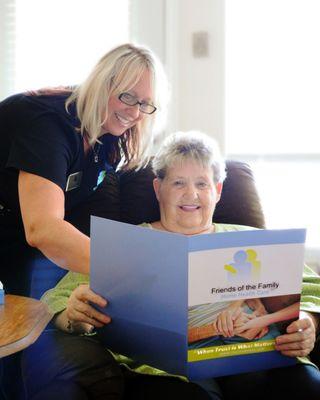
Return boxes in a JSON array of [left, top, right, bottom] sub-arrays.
[[225, 0, 320, 255], [0, 0, 129, 99]]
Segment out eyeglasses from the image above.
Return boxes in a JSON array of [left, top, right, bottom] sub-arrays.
[[118, 92, 157, 114]]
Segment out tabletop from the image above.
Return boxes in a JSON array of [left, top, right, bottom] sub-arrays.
[[0, 295, 52, 358]]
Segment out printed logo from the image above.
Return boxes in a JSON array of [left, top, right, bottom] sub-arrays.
[[224, 249, 261, 281]]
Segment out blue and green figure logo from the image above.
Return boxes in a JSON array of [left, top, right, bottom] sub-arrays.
[[224, 249, 261, 281]]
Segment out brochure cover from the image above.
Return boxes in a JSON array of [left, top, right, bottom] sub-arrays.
[[90, 217, 306, 380]]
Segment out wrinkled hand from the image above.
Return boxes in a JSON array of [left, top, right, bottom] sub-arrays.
[[275, 311, 317, 357], [216, 301, 244, 337], [233, 312, 269, 340], [246, 298, 268, 317], [233, 311, 256, 328], [66, 284, 110, 332], [234, 313, 270, 334]]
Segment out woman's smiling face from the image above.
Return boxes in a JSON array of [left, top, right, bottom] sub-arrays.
[[153, 159, 222, 235], [101, 69, 153, 136]]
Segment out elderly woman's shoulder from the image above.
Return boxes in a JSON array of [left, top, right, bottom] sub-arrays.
[[214, 223, 258, 233]]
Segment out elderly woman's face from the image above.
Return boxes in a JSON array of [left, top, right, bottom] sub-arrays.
[[102, 69, 153, 136], [153, 160, 222, 235]]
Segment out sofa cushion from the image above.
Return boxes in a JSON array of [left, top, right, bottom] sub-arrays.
[[214, 161, 265, 228], [119, 165, 160, 225]]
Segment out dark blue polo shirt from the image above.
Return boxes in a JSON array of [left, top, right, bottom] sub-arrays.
[[0, 92, 114, 214], [0, 92, 116, 295]]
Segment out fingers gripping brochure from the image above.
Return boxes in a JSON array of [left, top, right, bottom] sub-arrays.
[[90, 217, 305, 380]]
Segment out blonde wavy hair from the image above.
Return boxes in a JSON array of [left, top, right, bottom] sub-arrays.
[[66, 43, 169, 169]]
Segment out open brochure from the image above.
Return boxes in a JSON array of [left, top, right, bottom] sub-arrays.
[[90, 216, 306, 379]]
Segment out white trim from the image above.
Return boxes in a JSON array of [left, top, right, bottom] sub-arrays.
[[164, 0, 180, 136], [226, 154, 320, 162], [0, 0, 16, 100]]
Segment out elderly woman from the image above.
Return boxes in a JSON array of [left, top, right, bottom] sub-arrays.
[[23, 132, 320, 400]]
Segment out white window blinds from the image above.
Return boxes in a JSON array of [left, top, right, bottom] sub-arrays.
[[0, 0, 129, 100]]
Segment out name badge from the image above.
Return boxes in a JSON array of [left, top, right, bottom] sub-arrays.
[[65, 171, 83, 192]]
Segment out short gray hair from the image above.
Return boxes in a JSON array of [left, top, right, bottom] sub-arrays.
[[152, 131, 226, 183]]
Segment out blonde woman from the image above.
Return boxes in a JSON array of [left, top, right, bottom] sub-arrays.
[[0, 43, 168, 296]]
